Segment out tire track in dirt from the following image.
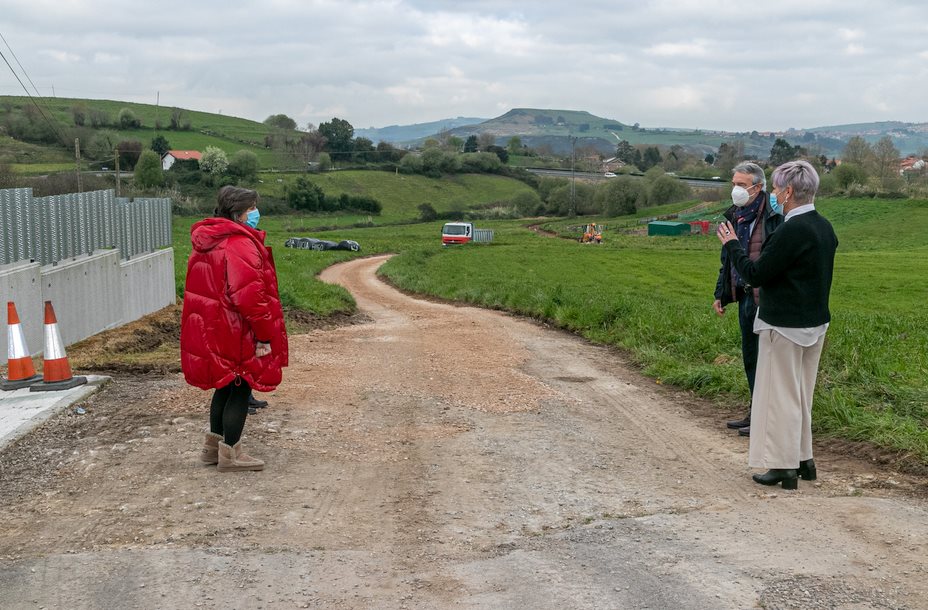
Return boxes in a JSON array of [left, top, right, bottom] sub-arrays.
[[316, 256, 928, 607], [326, 256, 750, 509]]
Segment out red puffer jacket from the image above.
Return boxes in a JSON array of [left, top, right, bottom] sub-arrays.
[[181, 218, 288, 392]]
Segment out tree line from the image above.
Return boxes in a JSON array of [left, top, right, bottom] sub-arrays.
[[606, 132, 923, 197]]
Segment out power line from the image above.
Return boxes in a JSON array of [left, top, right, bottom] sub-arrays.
[[0, 33, 68, 145], [0, 30, 66, 147], [0, 30, 44, 99]]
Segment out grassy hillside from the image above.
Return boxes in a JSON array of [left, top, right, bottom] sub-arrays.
[[255, 170, 537, 224], [0, 95, 299, 169], [0, 134, 71, 164]]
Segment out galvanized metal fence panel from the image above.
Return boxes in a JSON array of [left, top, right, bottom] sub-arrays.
[[0, 190, 14, 265], [0, 188, 172, 267], [0, 189, 40, 266]]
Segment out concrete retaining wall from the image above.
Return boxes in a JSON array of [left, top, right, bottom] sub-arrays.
[[1, 248, 175, 358], [121, 250, 177, 324], [1, 261, 43, 358]]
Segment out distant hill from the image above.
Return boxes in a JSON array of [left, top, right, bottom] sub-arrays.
[[369, 109, 928, 157], [4, 94, 926, 172], [444, 108, 738, 157], [370, 107, 753, 157], [802, 121, 928, 153], [354, 117, 486, 144]]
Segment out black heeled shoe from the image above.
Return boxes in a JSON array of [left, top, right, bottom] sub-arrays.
[[726, 415, 750, 430], [752, 469, 798, 490], [798, 459, 816, 481]]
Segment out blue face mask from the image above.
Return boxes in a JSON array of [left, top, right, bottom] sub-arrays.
[[769, 193, 783, 215], [245, 208, 260, 229]]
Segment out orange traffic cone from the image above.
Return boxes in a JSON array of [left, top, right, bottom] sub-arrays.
[[2, 301, 41, 391], [29, 301, 87, 392]]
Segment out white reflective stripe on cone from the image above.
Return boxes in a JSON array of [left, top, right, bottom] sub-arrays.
[[9, 324, 30, 358], [44, 324, 67, 360]]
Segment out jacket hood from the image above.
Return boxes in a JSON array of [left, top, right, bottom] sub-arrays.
[[190, 217, 266, 253]]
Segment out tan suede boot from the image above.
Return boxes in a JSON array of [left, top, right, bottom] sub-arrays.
[[217, 440, 265, 472], [200, 432, 223, 465]]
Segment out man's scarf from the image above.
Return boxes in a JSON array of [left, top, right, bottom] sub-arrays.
[[732, 193, 764, 287]]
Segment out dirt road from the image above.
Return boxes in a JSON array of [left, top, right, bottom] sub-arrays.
[[1, 255, 926, 609]]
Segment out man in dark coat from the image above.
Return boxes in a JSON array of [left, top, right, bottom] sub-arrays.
[[713, 162, 783, 436]]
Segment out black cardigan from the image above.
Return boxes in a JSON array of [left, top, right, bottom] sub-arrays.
[[723, 210, 838, 328], [714, 194, 784, 306]]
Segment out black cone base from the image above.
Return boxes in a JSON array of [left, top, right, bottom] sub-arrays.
[[29, 376, 88, 392], [1, 374, 42, 391]]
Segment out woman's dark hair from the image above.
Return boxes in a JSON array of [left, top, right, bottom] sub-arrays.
[[214, 186, 259, 220]]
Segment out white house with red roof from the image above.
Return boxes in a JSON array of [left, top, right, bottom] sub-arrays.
[[899, 155, 926, 175], [161, 150, 202, 170]]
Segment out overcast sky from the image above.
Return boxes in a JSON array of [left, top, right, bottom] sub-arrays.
[[2, 1, 927, 132]]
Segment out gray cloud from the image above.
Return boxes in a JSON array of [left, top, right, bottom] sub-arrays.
[[2, 0, 926, 132]]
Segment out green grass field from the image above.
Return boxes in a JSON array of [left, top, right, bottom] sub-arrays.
[[173, 215, 447, 316], [378, 198, 928, 464], [255, 170, 537, 224], [0, 95, 295, 169], [171, 196, 928, 464], [9, 162, 75, 175]]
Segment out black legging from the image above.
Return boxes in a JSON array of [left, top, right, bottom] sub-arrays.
[[209, 378, 251, 446]]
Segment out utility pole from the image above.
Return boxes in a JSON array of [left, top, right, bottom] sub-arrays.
[[74, 138, 82, 193], [114, 148, 121, 197], [570, 136, 577, 217]]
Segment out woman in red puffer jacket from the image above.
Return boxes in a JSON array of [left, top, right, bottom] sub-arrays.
[[181, 186, 288, 472]]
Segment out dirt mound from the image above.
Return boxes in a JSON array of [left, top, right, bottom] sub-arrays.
[[66, 303, 365, 375], [68, 305, 182, 375]]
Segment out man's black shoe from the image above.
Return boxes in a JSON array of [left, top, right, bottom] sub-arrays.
[[248, 394, 269, 409], [247, 406, 257, 415], [752, 468, 798, 490], [738, 426, 750, 437], [726, 416, 751, 430]]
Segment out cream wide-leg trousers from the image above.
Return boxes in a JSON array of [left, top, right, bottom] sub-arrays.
[[749, 329, 826, 469]]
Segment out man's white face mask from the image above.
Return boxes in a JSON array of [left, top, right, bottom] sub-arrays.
[[731, 186, 751, 207]]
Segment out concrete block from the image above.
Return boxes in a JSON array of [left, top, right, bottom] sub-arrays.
[[0, 261, 43, 358], [121, 249, 176, 322], [41, 250, 123, 347]]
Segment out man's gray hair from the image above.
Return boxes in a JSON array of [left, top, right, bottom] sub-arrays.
[[771, 160, 820, 204], [732, 162, 766, 190]]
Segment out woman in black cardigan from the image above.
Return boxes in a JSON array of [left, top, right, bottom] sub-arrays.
[[716, 160, 838, 489]]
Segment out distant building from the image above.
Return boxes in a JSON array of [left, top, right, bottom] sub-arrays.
[[899, 155, 926, 175], [601, 156, 626, 172], [161, 150, 202, 170]]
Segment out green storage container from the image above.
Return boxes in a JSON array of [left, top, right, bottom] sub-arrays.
[[648, 221, 691, 236]]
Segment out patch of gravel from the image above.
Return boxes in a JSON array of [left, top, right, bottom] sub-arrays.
[[759, 575, 910, 610]]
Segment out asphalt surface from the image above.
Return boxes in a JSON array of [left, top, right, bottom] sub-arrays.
[[0, 375, 110, 450]]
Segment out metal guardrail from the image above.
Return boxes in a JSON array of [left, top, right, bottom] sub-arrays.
[[0, 188, 172, 266]]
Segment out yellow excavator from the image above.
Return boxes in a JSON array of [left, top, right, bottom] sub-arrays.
[[580, 222, 603, 244]]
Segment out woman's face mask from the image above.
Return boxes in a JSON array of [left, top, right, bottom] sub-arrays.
[[769, 193, 783, 215], [245, 208, 260, 229]]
